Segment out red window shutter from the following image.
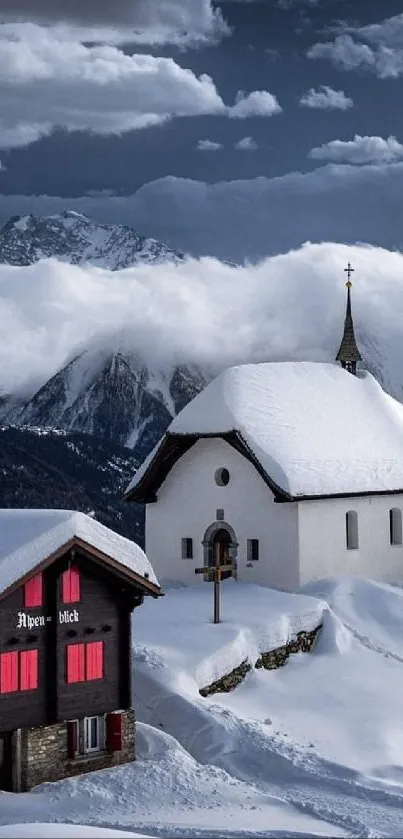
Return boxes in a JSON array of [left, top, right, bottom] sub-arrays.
[[24, 573, 43, 608], [86, 641, 104, 681], [20, 650, 38, 691], [0, 652, 18, 693], [106, 712, 122, 752], [66, 643, 85, 683], [67, 720, 78, 759], [62, 566, 81, 604]]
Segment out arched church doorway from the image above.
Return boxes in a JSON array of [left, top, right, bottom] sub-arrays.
[[211, 528, 232, 579], [202, 521, 238, 581]]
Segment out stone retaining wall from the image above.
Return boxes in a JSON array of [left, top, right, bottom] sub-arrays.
[[199, 625, 322, 698]]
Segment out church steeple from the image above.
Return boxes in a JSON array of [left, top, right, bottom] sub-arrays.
[[336, 262, 362, 376]]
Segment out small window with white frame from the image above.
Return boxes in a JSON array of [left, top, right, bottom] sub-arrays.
[[346, 510, 359, 550], [84, 715, 105, 753], [247, 539, 259, 561], [390, 508, 403, 545]]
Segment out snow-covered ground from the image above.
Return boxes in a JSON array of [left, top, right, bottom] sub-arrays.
[[4, 578, 403, 838]]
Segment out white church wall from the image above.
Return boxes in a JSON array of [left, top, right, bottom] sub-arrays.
[[298, 493, 403, 586], [145, 437, 299, 590]]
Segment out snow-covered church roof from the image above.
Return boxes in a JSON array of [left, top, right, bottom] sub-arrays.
[[125, 361, 403, 502], [0, 508, 160, 599]]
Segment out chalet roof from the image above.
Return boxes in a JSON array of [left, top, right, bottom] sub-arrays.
[[0, 509, 160, 599], [125, 361, 403, 502]]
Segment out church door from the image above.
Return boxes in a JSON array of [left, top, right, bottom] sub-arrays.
[[210, 529, 232, 580]]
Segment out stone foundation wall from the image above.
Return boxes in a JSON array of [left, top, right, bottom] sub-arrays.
[[199, 626, 322, 697], [19, 709, 135, 791]]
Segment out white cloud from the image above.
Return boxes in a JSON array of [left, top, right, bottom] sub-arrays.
[[0, 1, 230, 48], [1, 243, 403, 401], [0, 23, 281, 149], [196, 139, 223, 151], [229, 90, 282, 119], [308, 27, 403, 79], [308, 35, 376, 71], [309, 135, 403, 165], [357, 13, 403, 49], [234, 136, 258, 151], [299, 85, 353, 110]]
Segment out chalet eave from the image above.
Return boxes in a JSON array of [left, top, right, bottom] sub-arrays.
[[0, 535, 162, 604], [124, 430, 403, 506]]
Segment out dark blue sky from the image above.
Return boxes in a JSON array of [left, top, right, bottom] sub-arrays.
[[0, 0, 400, 196], [0, 0, 402, 260]]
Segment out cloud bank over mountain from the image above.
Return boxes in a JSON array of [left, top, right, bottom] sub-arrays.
[[0, 241, 402, 397]]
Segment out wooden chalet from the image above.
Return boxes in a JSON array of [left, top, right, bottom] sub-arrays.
[[0, 509, 161, 792]]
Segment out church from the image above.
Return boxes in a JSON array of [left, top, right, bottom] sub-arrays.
[[125, 267, 403, 591]]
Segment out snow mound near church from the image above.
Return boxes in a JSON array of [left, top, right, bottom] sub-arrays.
[[0, 827, 155, 838], [133, 576, 403, 785], [305, 574, 403, 660], [134, 580, 326, 693]]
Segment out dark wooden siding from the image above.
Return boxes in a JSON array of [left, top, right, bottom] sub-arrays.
[[0, 587, 47, 732], [56, 564, 122, 721], [0, 548, 140, 734]]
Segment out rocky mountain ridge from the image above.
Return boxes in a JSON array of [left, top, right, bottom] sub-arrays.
[[3, 345, 209, 465], [0, 210, 184, 269]]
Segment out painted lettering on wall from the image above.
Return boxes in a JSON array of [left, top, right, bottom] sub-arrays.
[[59, 609, 79, 624], [17, 612, 47, 629], [16, 610, 80, 629]]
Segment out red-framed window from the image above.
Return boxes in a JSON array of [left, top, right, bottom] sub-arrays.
[[86, 641, 103, 681], [0, 652, 18, 693], [24, 573, 43, 608], [20, 650, 39, 690], [66, 643, 85, 684], [62, 566, 81, 604], [66, 641, 104, 684], [0, 650, 39, 694]]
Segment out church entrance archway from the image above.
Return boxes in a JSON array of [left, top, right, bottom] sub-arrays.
[[202, 521, 238, 580]]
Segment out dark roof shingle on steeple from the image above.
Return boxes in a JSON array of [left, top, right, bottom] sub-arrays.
[[336, 263, 361, 375]]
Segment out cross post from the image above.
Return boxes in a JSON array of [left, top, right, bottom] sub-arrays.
[[344, 262, 354, 287], [195, 541, 235, 624]]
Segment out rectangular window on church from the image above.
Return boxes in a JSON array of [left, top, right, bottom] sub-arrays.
[[181, 538, 193, 559], [390, 508, 403, 546], [346, 510, 359, 550], [247, 539, 259, 561]]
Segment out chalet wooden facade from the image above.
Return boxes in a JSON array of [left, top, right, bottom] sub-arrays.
[[0, 509, 161, 791]]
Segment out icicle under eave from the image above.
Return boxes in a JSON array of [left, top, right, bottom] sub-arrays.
[[336, 262, 362, 376]]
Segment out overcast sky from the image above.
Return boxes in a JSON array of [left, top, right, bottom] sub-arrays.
[[0, 0, 402, 260]]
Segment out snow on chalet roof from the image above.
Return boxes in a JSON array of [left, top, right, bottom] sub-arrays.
[[0, 509, 159, 597], [126, 361, 403, 499]]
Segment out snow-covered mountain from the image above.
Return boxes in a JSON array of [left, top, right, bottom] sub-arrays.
[[0, 211, 184, 269], [5, 345, 209, 464]]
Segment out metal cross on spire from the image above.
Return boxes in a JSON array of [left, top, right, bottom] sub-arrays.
[[344, 262, 354, 287]]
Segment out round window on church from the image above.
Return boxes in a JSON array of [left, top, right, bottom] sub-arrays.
[[215, 467, 230, 487]]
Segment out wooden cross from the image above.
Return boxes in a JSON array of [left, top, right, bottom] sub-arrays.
[[344, 262, 354, 287], [195, 541, 235, 624]]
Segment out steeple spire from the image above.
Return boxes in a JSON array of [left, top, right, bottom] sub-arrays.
[[336, 262, 362, 375]]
